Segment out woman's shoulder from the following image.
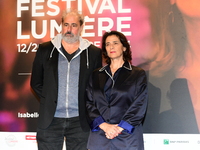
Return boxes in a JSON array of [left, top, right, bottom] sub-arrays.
[[130, 65, 147, 78], [131, 65, 144, 71]]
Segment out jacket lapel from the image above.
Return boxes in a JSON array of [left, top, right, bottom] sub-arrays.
[[98, 71, 108, 93], [113, 62, 132, 88], [50, 48, 59, 85], [114, 68, 131, 88], [79, 50, 87, 84]]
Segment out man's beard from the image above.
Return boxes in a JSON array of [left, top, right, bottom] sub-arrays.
[[62, 31, 80, 44]]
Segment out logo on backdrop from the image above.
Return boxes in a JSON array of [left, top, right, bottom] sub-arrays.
[[17, 0, 131, 39], [18, 112, 39, 118], [163, 139, 169, 145], [16, 0, 132, 53], [163, 139, 189, 145], [5, 135, 18, 147], [25, 135, 36, 141]]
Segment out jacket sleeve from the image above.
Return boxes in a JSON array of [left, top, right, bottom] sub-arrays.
[[118, 69, 148, 133], [86, 72, 105, 131], [30, 44, 44, 100]]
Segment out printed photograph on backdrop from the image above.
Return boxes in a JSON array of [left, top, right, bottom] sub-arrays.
[[0, 0, 200, 134], [142, 0, 200, 134]]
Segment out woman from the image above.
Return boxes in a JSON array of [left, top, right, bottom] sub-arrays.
[[142, 0, 200, 133], [167, 0, 200, 132], [86, 31, 148, 150]]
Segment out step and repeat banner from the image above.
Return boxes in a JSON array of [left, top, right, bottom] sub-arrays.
[[1, 132, 200, 150], [0, 0, 200, 149]]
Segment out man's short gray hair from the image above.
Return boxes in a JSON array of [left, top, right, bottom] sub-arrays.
[[62, 9, 84, 26]]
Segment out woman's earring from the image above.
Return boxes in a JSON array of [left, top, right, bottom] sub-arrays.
[[169, 6, 174, 23]]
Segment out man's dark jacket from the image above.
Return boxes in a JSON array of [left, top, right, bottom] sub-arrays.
[[30, 36, 102, 131]]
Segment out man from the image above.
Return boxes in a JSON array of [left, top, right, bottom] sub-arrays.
[[30, 9, 102, 150]]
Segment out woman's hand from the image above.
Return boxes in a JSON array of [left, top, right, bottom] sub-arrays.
[[99, 123, 123, 139]]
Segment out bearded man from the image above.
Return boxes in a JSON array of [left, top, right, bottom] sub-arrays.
[[30, 9, 102, 150]]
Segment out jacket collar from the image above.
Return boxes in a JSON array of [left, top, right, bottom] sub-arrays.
[[99, 61, 132, 72], [50, 33, 91, 57], [50, 33, 91, 68]]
